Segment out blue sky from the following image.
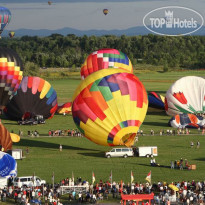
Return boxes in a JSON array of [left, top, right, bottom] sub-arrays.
[[2, 0, 205, 31]]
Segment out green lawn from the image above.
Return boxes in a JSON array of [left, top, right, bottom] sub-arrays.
[[1, 70, 205, 185]]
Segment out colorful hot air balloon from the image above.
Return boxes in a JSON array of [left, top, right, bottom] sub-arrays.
[[165, 76, 205, 116], [0, 7, 11, 36], [4, 76, 58, 120], [72, 69, 148, 147], [0, 123, 12, 152], [80, 48, 133, 80], [168, 113, 205, 129], [57, 102, 72, 114], [148, 91, 165, 110], [0, 151, 17, 177], [0, 48, 23, 109], [103, 9, 109, 15], [9, 31, 15, 38]]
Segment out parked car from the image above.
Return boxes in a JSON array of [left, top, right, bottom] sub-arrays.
[[105, 148, 134, 158], [14, 176, 46, 187], [17, 115, 45, 125]]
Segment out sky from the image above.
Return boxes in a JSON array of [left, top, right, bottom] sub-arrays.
[[1, 0, 205, 31]]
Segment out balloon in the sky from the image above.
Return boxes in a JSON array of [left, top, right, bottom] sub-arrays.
[[48, 1, 52, 5], [103, 9, 109, 15], [80, 48, 133, 79], [165, 76, 205, 116], [0, 123, 12, 152], [72, 69, 148, 147], [57, 102, 72, 114], [0, 7, 11, 36], [0, 47, 23, 108], [4, 76, 58, 120], [9, 31, 15, 38], [169, 113, 205, 129], [0, 151, 17, 177], [148, 91, 165, 110]]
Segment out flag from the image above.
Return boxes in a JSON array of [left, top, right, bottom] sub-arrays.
[[131, 171, 134, 183], [92, 171, 95, 184], [109, 170, 112, 182], [72, 171, 74, 182], [145, 171, 151, 183]]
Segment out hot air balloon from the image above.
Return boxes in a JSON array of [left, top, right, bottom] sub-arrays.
[[165, 76, 205, 116], [0, 151, 17, 177], [168, 113, 205, 129], [9, 31, 15, 38], [80, 48, 133, 80], [0, 47, 23, 109], [4, 76, 58, 120], [148, 91, 165, 110], [72, 69, 148, 147], [57, 102, 72, 114], [103, 9, 109, 15], [0, 7, 11, 36], [48, 1, 52, 5], [0, 123, 12, 152]]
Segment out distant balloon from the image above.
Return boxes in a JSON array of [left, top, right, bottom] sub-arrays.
[[0, 151, 17, 177], [9, 31, 15, 38], [0, 47, 24, 108], [0, 7, 11, 36], [148, 91, 165, 110], [48, 1, 52, 5], [165, 76, 205, 116], [57, 102, 72, 114], [103, 9, 109, 15], [81, 48, 133, 80], [4, 76, 58, 120], [0, 123, 12, 152], [72, 69, 148, 147], [169, 113, 205, 129]]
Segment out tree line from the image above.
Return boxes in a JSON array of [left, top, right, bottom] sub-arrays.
[[1, 34, 205, 71]]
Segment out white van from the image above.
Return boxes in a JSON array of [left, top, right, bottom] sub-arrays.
[[14, 176, 46, 187], [105, 148, 134, 158]]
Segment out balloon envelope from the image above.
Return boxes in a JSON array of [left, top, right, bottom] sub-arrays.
[[9, 31, 15, 38], [72, 69, 148, 146], [169, 113, 205, 129], [57, 102, 72, 114], [0, 47, 24, 108], [80, 48, 133, 79], [0, 7, 11, 35], [0, 151, 17, 177], [148, 91, 165, 110], [165, 76, 205, 116], [4, 76, 58, 120], [10, 133, 20, 143], [0, 123, 12, 152], [103, 9, 109, 15]]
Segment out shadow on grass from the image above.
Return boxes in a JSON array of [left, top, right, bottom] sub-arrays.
[[194, 158, 205, 161], [17, 138, 99, 152], [78, 152, 105, 158], [146, 111, 167, 116], [143, 121, 168, 127], [136, 163, 171, 169]]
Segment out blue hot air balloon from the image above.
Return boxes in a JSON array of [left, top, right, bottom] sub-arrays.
[[0, 151, 17, 177]]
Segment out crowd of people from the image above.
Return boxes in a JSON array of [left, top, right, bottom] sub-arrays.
[[1, 177, 205, 204], [48, 129, 83, 137]]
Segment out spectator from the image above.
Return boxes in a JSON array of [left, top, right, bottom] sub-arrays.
[[196, 141, 200, 148], [59, 144, 62, 152]]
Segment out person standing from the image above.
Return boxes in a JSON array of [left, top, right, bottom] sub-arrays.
[[171, 161, 174, 169], [190, 141, 194, 148], [59, 144, 62, 151], [197, 141, 200, 148]]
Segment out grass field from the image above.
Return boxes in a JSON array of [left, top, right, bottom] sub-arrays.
[[2, 70, 205, 185]]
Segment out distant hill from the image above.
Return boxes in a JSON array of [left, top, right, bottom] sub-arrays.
[[3, 26, 205, 37]]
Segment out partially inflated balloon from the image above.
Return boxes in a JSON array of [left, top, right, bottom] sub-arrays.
[[0, 123, 12, 152], [0, 151, 17, 177], [57, 102, 72, 114], [72, 69, 148, 147], [169, 113, 205, 129], [80, 49, 133, 79], [0, 7, 11, 36], [4, 76, 58, 120], [0, 47, 23, 108], [148, 91, 165, 110], [165, 76, 205, 116]]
